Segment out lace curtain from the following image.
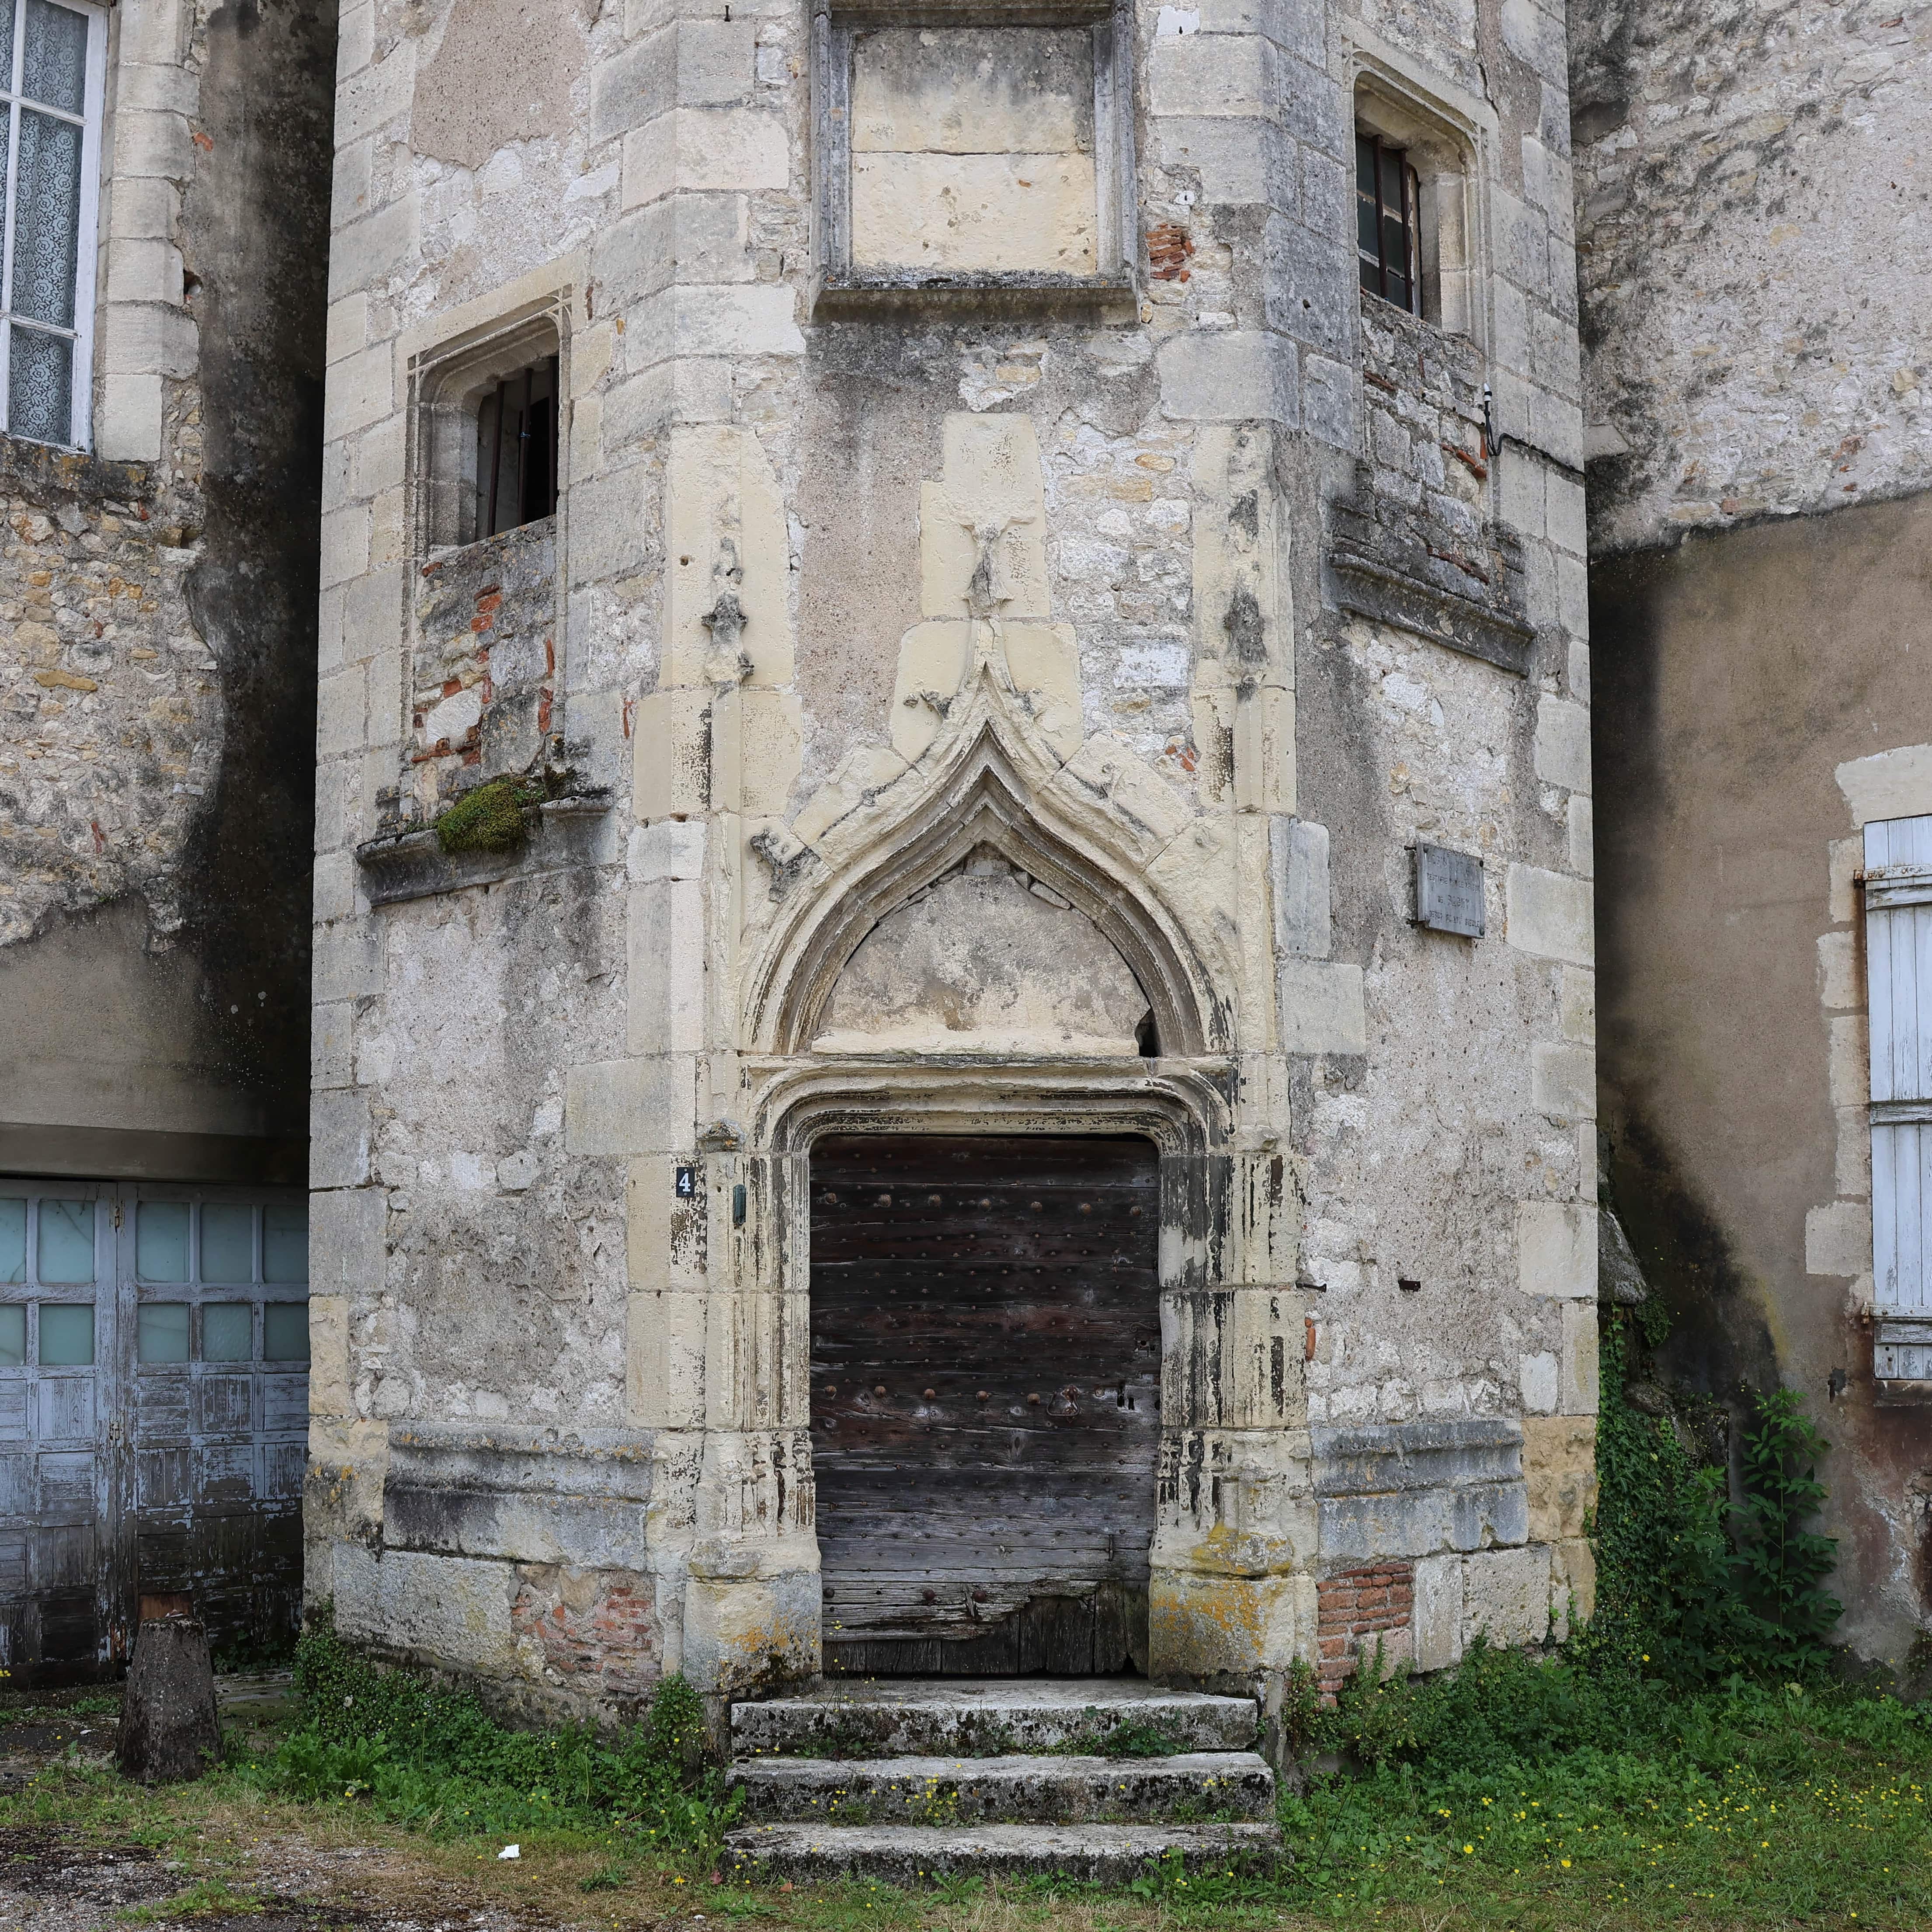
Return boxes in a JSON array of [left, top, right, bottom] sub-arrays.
[[3, 0, 90, 445]]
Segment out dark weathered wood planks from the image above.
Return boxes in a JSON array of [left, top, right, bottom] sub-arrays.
[[810, 1135, 1159, 1677]]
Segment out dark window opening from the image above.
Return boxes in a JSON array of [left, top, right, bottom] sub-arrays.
[[476, 357, 559, 538], [1356, 130, 1421, 315]]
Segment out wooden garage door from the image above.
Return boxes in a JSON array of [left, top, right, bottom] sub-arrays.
[[810, 1135, 1160, 1676]]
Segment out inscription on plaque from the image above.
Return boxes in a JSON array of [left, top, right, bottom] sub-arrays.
[[1414, 842, 1484, 938]]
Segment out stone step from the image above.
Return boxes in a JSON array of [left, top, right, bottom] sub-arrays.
[[730, 1677, 1258, 1759], [723, 1819, 1283, 1885], [729, 1750, 1275, 1824]]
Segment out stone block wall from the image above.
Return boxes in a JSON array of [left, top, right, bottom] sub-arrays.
[[313, 0, 1598, 1720]]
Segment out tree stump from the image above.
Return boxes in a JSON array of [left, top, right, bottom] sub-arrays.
[[118, 1616, 220, 1783]]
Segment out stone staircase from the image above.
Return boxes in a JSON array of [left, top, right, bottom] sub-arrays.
[[723, 1679, 1283, 1884]]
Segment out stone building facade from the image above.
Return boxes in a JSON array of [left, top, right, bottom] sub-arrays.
[[309, 0, 1598, 1724], [0, 0, 333, 1676], [1575, 0, 1932, 1663]]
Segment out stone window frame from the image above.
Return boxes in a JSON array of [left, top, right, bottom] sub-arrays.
[[406, 292, 573, 561], [808, 0, 1139, 320], [1349, 57, 1489, 348]]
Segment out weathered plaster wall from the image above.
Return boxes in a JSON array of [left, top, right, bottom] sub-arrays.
[[314, 0, 1596, 1722], [1592, 495, 1932, 1663], [1572, 0, 1932, 1663], [0, 0, 331, 1179], [1572, 0, 1932, 551]]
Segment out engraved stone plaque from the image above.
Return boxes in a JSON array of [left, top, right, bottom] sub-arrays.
[[1414, 842, 1484, 938]]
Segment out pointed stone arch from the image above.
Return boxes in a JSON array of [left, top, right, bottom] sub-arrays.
[[744, 690, 1231, 1063]]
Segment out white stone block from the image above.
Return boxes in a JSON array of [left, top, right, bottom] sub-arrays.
[[101, 302, 196, 379], [335, 43, 416, 148], [1567, 794, 1594, 878], [327, 193, 420, 302], [1278, 959, 1366, 1054], [1463, 1546, 1551, 1647], [1148, 31, 1268, 117], [1829, 1014, 1869, 1110], [1518, 1200, 1597, 1300], [1519, 1351, 1559, 1414], [628, 879, 706, 1055], [1506, 863, 1593, 966], [111, 108, 192, 181], [319, 503, 372, 591], [1271, 816, 1330, 958], [1411, 1552, 1464, 1672], [1560, 1300, 1599, 1414], [324, 341, 394, 440], [310, 1184, 386, 1297], [96, 372, 164, 462], [1157, 330, 1298, 424], [1837, 743, 1932, 827], [310, 1089, 371, 1190], [1806, 1200, 1872, 1279], [337, 0, 374, 78], [1817, 929, 1859, 1010], [677, 17, 755, 105], [566, 1056, 698, 1157], [629, 819, 707, 883], [1534, 695, 1591, 794], [1531, 1041, 1595, 1120]]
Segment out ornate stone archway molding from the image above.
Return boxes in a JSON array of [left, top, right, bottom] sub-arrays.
[[672, 414, 1315, 1709]]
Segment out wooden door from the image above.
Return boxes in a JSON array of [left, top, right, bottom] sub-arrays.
[[810, 1135, 1160, 1676], [0, 1182, 309, 1681]]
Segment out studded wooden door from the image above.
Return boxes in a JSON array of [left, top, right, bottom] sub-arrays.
[[810, 1135, 1160, 1676]]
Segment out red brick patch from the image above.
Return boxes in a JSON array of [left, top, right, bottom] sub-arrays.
[[1315, 1559, 1414, 1699]]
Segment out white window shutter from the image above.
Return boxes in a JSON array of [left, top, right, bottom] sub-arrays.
[[1866, 814, 1932, 1375]]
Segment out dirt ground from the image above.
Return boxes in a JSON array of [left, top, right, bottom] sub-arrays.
[[0, 1681, 636, 1932]]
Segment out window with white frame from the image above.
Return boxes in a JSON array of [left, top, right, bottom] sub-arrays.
[[1, 0, 104, 450]]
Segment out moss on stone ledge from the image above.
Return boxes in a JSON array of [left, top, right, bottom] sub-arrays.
[[433, 768, 570, 855]]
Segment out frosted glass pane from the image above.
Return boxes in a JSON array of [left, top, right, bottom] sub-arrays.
[[0, 1307, 22, 1369], [0, 1201, 23, 1286], [138, 1302, 189, 1364], [37, 1199, 92, 1282], [203, 1302, 253, 1362], [263, 1302, 309, 1362], [263, 1203, 308, 1283], [8, 325, 70, 445], [201, 1204, 254, 1282], [137, 1202, 189, 1282], [38, 1302, 92, 1365], [23, 0, 87, 114], [0, 3, 14, 99], [11, 110, 82, 327]]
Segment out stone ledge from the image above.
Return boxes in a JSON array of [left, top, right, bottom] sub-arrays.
[[827, 0, 1117, 23], [812, 269, 1138, 324], [354, 792, 615, 906], [0, 432, 155, 509], [1327, 544, 1536, 677]]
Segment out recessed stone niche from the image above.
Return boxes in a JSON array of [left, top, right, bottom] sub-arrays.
[[852, 28, 1098, 276], [813, 2, 1133, 312]]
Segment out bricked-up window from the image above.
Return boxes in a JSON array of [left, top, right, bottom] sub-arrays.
[[475, 357, 559, 539], [0, 0, 105, 449], [1357, 130, 1421, 315]]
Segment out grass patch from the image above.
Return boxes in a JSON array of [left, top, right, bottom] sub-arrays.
[[122, 1875, 263, 1921]]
